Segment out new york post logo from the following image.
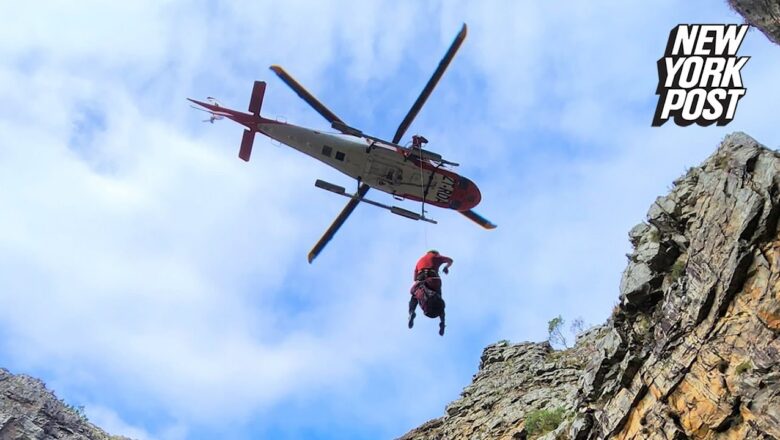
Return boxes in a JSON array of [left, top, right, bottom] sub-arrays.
[[652, 24, 749, 127]]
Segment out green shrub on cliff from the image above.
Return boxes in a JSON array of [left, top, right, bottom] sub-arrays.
[[525, 407, 566, 438]]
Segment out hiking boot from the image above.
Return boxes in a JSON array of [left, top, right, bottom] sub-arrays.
[[439, 322, 445, 336], [408, 312, 416, 329]]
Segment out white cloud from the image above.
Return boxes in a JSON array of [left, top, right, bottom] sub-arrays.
[[86, 406, 156, 440], [1, 1, 779, 439]]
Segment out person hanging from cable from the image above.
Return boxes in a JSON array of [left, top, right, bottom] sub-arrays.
[[408, 250, 453, 336]]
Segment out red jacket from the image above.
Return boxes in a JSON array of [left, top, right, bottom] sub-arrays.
[[414, 252, 453, 280]]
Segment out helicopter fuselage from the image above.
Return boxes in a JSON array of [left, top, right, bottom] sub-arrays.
[[257, 121, 481, 211]]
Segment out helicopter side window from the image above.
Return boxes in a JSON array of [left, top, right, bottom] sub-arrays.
[[335, 151, 345, 161], [322, 145, 333, 157], [386, 169, 401, 185]]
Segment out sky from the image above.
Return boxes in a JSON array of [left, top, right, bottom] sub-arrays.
[[1, 1, 779, 439]]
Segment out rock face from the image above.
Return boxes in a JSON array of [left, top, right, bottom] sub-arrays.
[[0, 368, 130, 440], [729, 0, 780, 46], [399, 327, 605, 440], [400, 132, 780, 440]]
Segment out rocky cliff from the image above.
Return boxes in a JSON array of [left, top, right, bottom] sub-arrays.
[[729, 0, 780, 45], [400, 132, 780, 440], [0, 368, 130, 440]]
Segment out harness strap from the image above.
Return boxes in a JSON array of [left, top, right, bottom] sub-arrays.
[[416, 268, 439, 281]]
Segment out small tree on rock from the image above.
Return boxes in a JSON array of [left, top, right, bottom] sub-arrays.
[[570, 317, 585, 337], [548, 315, 568, 349]]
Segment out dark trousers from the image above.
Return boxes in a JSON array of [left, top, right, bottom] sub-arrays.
[[409, 283, 445, 325]]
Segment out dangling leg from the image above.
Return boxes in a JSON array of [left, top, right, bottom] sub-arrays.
[[408, 295, 418, 329], [438, 298, 446, 336]]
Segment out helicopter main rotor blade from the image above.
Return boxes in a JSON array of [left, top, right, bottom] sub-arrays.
[[392, 23, 467, 144], [269, 65, 347, 127], [308, 183, 371, 263], [460, 209, 496, 229]]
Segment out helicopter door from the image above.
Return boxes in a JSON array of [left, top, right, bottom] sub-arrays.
[[366, 158, 402, 187]]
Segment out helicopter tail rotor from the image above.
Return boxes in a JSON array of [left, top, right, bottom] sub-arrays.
[[188, 81, 268, 162]]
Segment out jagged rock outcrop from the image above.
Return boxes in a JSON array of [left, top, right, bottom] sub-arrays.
[[400, 132, 780, 440], [729, 0, 780, 45], [0, 368, 131, 440], [576, 132, 780, 439], [399, 327, 605, 440]]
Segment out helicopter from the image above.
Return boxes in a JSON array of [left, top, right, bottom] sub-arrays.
[[189, 23, 495, 263]]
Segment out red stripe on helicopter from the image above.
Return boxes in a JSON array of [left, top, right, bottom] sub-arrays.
[[402, 167, 482, 211]]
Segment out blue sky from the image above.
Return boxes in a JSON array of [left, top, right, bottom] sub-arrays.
[[1, 1, 780, 439]]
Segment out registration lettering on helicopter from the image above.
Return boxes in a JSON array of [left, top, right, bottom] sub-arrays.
[[435, 175, 456, 203]]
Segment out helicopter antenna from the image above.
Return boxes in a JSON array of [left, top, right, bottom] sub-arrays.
[[189, 105, 224, 123]]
